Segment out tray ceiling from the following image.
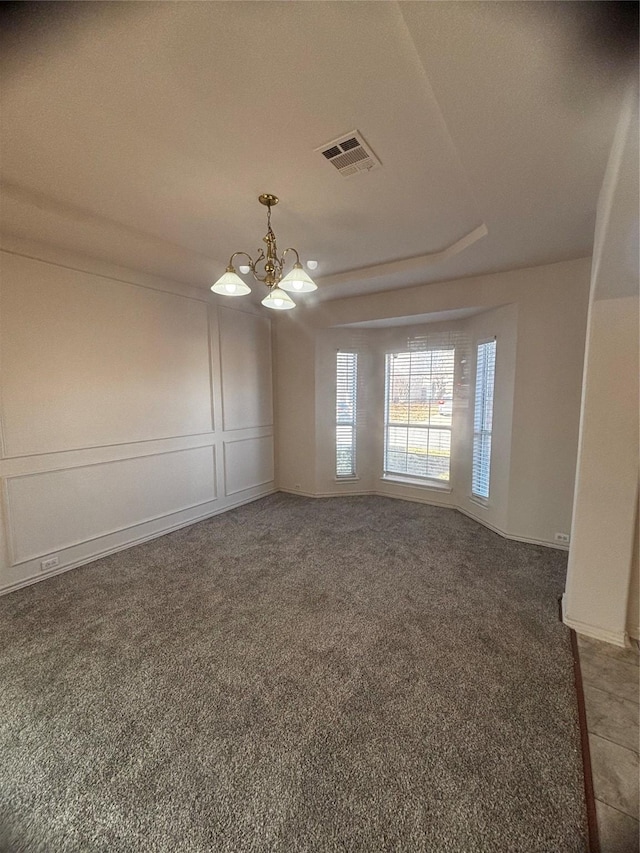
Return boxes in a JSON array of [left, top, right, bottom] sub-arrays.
[[0, 2, 632, 300]]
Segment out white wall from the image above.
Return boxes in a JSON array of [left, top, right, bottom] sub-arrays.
[[563, 88, 640, 646], [0, 238, 275, 593], [313, 329, 376, 497], [275, 257, 590, 548], [460, 305, 517, 535], [272, 319, 317, 496]]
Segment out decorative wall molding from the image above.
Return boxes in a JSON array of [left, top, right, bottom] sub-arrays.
[[5, 446, 217, 565], [0, 243, 277, 596], [0, 237, 211, 305], [1, 432, 220, 463], [0, 488, 276, 596], [223, 435, 275, 496], [0, 252, 215, 457], [218, 306, 273, 432], [0, 434, 219, 476]]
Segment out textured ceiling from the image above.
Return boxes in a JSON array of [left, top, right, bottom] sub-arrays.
[[0, 2, 633, 300]]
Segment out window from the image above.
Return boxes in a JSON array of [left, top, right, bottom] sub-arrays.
[[472, 339, 497, 500], [336, 352, 358, 477], [384, 349, 455, 483]]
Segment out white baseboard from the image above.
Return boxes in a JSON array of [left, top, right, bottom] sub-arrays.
[[279, 487, 374, 499], [1, 484, 568, 597], [456, 505, 567, 551], [279, 487, 564, 550], [0, 489, 276, 597], [561, 594, 630, 648], [279, 486, 454, 509], [372, 488, 454, 510]]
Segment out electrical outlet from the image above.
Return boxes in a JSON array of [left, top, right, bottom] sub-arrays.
[[40, 556, 60, 572], [554, 533, 570, 545], [294, 484, 301, 490]]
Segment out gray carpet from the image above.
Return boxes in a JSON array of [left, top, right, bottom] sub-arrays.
[[0, 493, 587, 852]]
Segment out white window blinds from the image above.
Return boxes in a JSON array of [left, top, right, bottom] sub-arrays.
[[384, 348, 455, 482], [336, 352, 358, 477], [472, 339, 497, 500]]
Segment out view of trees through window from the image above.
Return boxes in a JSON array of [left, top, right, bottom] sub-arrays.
[[384, 349, 455, 481]]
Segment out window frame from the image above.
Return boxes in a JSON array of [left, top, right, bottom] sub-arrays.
[[471, 337, 497, 503], [335, 350, 358, 479], [383, 347, 456, 486]]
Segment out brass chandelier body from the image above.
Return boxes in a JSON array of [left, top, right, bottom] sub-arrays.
[[211, 194, 317, 310]]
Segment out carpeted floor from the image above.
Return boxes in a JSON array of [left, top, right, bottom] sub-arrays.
[[0, 494, 587, 852]]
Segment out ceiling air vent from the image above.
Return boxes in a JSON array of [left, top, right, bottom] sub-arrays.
[[316, 130, 381, 178]]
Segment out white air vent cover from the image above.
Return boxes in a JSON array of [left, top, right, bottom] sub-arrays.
[[315, 130, 380, 178]]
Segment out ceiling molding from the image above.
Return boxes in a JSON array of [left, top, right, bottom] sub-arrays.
[[333, 306, 488, 329], [2, 2, 625, 295], [316, 223, 488, 289]]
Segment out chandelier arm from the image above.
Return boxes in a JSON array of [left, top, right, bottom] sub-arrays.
[[281, 247, 301, 268], [248, 248, 269, 284], [229, 251, 254, 268]]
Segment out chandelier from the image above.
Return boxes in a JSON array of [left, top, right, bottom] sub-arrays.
[[211, 194, 317, 310]]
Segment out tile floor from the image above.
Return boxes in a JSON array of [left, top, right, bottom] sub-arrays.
[[577, 634, 640, 852]]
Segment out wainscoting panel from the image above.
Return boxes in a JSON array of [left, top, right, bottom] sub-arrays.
[[6, 446, 216, 564], [0, 247, 276, 595], [219, 307, 273, 431], [0, 252, 213, 457], [224, 436, 274, 496]]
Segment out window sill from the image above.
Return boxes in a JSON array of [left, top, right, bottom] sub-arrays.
[[469, 495, 490, 509], [380, 475, 452, 494], [335, 476, 361, 483]]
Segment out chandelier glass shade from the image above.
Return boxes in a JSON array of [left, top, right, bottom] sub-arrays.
[[211, 194, 317, 309], [261, 287, 295, 310], [211, 270, 251, 296]]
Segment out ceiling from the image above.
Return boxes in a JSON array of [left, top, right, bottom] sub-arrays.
[[0, 2, 634, 301]]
